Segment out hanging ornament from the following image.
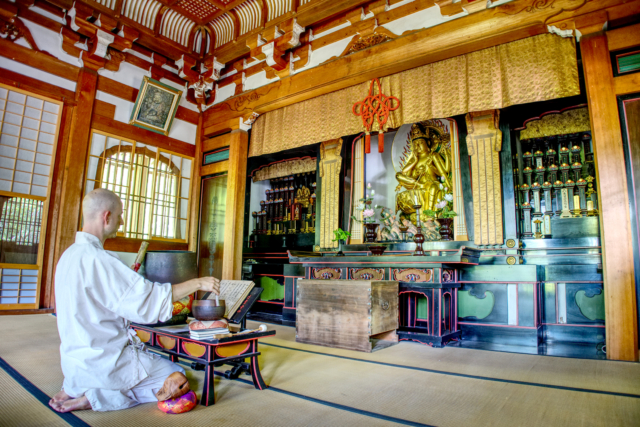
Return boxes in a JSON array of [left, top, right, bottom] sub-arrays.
[[352, 78, 400, 153]]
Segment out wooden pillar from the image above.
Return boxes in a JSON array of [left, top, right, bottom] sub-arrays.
[[582, 33, 639, 361], [53, 68, 99, 283], [188, 113, 204, 252], [40, 103, 74, 309], [221, 130, 249, 280]]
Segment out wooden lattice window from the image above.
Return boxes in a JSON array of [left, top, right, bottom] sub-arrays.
[[85, 131, 192, 241]]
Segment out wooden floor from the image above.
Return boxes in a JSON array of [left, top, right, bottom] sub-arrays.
[[1, 314, 639, 427]]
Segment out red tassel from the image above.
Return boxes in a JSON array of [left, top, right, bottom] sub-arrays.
[[378, 131, 384, 153], [365, 133, 371, 154]]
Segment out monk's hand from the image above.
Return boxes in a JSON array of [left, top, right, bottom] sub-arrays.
[[198, 277, 221, 295]]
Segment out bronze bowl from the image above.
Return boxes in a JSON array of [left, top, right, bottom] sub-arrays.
[[368, 245, 387, 256], [192, 299, 226, 321]]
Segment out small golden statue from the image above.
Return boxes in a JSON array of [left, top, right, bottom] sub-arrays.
[[296, 187, 310, 208], [395, 123, 452, 222]]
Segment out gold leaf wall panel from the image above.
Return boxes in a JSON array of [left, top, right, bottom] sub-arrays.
[[249, 33, 579, 157]]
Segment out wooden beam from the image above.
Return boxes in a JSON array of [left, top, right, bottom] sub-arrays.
[[0, 37, 79, 82], [0, 308, 55, 315], [53, 68, 98, 291], [0, 67, 76, 104], [103, 237, 188, 252], [201, 159, 229, 176], [188, 113, 203, 252], [615, 73, 640, 96], [221, 130, 248, 280], [203, 0, 639, 134], [606, 22, 640, 51], [582, 32, 638, 362], [91, 114, 196, 158]]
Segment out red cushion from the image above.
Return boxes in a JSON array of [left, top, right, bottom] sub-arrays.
[[157, 390, 197, 414]]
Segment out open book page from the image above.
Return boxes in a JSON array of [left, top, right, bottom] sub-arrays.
[[206, 280, 255, 318]]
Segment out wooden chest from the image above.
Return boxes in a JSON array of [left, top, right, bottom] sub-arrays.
[[296, 280, 399, 352]]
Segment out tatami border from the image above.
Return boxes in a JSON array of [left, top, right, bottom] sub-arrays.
[[0, 356, 90, 427], [260, 343, 640, 399]]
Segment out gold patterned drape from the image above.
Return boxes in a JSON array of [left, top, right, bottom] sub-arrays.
[[252, 157, 317, 182], [250, 33, 579, 157], [319, 138, 343, 250], [466, 110, 504, 246], [520, 107, 591, 140]]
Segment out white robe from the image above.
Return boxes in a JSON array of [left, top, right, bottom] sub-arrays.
[[55, 232, 176, 409]]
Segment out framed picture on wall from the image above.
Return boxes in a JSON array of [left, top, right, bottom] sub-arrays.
[[129, 76, 182, 136]]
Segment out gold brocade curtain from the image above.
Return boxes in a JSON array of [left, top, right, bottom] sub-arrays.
[[252, 157, 317, 182], [249, 33, 579, 157]]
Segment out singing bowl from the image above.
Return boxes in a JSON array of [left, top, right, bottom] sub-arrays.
[[192, 300, 226, 321]]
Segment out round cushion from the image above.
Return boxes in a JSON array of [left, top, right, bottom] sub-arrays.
[[157, 390, 197, 414]]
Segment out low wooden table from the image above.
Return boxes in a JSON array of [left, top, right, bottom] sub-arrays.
[[131, 323, 275, 406]]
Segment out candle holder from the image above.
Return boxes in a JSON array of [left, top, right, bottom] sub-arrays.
[[412, 204, 425, 256], [399, 225, 409, 242]]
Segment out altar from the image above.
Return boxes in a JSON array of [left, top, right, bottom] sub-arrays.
[[240, 105, 604, 356], [290, 248, 481, 348]]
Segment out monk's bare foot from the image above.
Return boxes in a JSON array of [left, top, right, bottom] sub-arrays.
[[49, 389, 71, 407], [50, 395, 91, 412]]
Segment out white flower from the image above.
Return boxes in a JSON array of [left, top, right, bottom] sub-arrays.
[[367, 182, 371, 188], [366, 193, 369, 198], [439, 183, 444, 189], [436, 200, 448, 209], [444, 193, 453, 202], [371, 189, 375, 196]]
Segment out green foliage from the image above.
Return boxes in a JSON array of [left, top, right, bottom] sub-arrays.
[[423, 205, 457, 219], [332, 228, 351, 242]]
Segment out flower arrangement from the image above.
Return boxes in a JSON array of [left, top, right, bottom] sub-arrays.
[[352, 182, 382, 224], [423, 178, 457, 219]]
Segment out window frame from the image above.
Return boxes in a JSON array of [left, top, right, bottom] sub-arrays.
[[0, 84, 62, 310], [85, 130, 194, 243]]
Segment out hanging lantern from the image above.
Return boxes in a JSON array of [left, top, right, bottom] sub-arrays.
[[352, 78, 400, 153]]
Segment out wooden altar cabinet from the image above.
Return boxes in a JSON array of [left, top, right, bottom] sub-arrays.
[[288, 248, 481, 348]]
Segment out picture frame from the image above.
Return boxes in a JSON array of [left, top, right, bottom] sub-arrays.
[[129, 76, 182, 136]]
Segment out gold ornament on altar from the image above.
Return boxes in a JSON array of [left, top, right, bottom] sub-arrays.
[[297, 187, 310, 208], [394, 122, 452, 223]]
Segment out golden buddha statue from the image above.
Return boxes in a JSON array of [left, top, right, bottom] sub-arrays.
[[395, 123, 452, 221]]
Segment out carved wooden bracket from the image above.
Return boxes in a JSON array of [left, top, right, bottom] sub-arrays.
[[0, 10, 53, 57], [176, 54, 226, 108], [66, 2, 139, 70]]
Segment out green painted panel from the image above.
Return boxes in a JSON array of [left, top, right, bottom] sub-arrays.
[[575, 290, 605, 321], [203, 149, 230, 165], [258, 276, 284, 301], [618, 52, 640, 74], [458, 290, 495, 319], [416, 295, 428, 319]]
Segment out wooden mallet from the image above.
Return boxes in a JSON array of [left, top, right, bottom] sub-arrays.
[[237, 324, 267, 335]]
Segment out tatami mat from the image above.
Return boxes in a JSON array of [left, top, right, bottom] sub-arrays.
[[1, 314, 639, 427]]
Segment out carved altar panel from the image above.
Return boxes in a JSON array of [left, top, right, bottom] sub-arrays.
[[466, 110, 504, 246], [393, 268, 433, 283], [349, 268, 385, 281], [319, 138, 343, 249], [311, 267, 343, 280]]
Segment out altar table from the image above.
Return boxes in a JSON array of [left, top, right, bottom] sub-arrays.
[[131, 323, 274, 406]]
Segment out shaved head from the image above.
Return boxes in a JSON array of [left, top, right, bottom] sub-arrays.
[[83, 189, 122, 222]]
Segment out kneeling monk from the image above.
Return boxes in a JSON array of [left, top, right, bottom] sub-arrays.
[[50, 188, 220, 412]]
